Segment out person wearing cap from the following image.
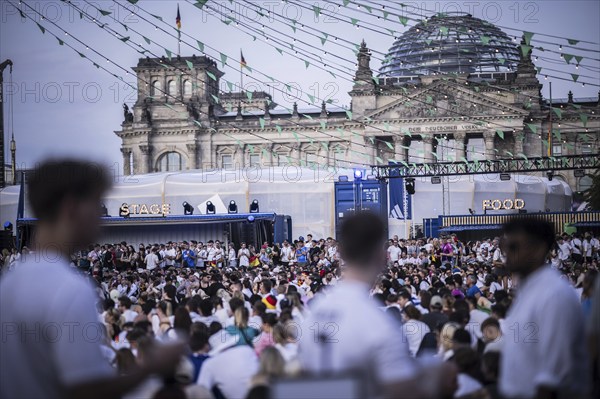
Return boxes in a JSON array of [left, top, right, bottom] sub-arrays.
[[262, 295, 278, 313], [294, 241, 308, 268], [498, 217, 590, 399], [421, 295, 450, 332], [298, 212, 456, 398]]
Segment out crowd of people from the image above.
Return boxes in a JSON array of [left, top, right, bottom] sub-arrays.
[[2, 229, 599, 398], [1, 159, 599, 399]]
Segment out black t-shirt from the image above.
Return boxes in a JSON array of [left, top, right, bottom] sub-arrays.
[[205, 282, 226, 298]]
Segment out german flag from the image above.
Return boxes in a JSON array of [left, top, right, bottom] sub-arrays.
[[240, 50, 247, 68], [176, 4, 181, 30]]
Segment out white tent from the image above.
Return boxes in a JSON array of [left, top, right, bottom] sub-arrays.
[[0, 169, 573, 240]]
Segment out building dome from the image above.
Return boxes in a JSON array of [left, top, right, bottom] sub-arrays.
[[379, 13, 520, 77]]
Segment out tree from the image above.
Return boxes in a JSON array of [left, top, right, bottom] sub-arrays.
[[583, 170, 600, 210]]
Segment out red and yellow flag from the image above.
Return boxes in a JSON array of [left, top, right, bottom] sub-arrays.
[[176, 4, 181, 30], [240, 50, 247, 68]]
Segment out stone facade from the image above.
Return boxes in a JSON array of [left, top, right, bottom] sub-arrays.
[[115, 43, 599, 191]]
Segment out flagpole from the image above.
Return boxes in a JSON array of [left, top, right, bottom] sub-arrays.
[[240, 49, 244, 93], [176, 3, 181, 57]]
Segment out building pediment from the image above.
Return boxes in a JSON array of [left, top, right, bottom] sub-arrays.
[[367, 80, 528, 120]]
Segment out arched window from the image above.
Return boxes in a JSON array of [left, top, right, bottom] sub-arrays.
[[183, 80, 193, 98], [157, 152, 186, 172], [167, 80, 177, 97], [151, 80, 161, 97]]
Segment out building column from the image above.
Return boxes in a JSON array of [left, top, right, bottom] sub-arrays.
[[186, 143, 198, 170], [393, 136, 407, 163], [513, 131, 524, 156], [120, 148, 131, 175], [565, 132, 578, 156], [291, 144, 301, 166], [139, 144, 153, 174], [453, 132, 466, 161], [483, 131, 496, 160], [422, 135, 434, 163]]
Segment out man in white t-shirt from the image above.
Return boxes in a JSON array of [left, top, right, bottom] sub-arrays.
[[557, 237, 571, 263], [118, 296, 139, 323], [280, 241, 293, 265], [158, 244, 167, 268], [499, 217, 589, 399], [298, 212, 455, 398], [387, 241, 401, 266], [570, 235, 583, 263], [582, 235, 593, 262], [197, 243, 207, 269], [0, 160, 183, 399], [327, 240, 338, 259], [206, 241, 216, 266], [238, 242, 250, 267], [164, 241, 176, 267], [144, 248, 159, 271], [590, 235, 600, 256], [87, 244, 100, 264]]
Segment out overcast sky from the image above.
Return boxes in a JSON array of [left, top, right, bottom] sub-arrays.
[[1, 0, 599, 169]]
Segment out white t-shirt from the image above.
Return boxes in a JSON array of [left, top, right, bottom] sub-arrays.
[[144, 252, 159, 270], [228, 248, 236, 262], [197, 249, 207, 268], [327, 245, 338, 259], [281, 246, 293, 262], [489, 281, 503, 294], [582, 240, 592, 257], [298, 280, 419, 395], [158, 249, 167, 268], [238, 248, 250, 267], [493, 248, 505, 264], [164, 248, 176, 267], [499, 266, 590, 398], [401, 319, 430, 357], [207, 247, 216, 262], [387, 246, 401, 262], [455, 373, 483, 397], [197, 346, 258, 399], [87, 250, 99, 262], [558, 242, 571, 261], [123, 309, 139, 323], [570, 238, 582, 255], [0, 253, 114, 399]]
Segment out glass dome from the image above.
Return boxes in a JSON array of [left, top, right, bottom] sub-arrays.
[[379, 13, 520, 77]]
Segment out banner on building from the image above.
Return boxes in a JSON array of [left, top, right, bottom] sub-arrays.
[[388, 166, 412, 220]]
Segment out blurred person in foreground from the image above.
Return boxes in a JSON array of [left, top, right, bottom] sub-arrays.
[[498, 217, 590, 399], [0, 160, 184, 399], [298, 211, 456, 399]]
